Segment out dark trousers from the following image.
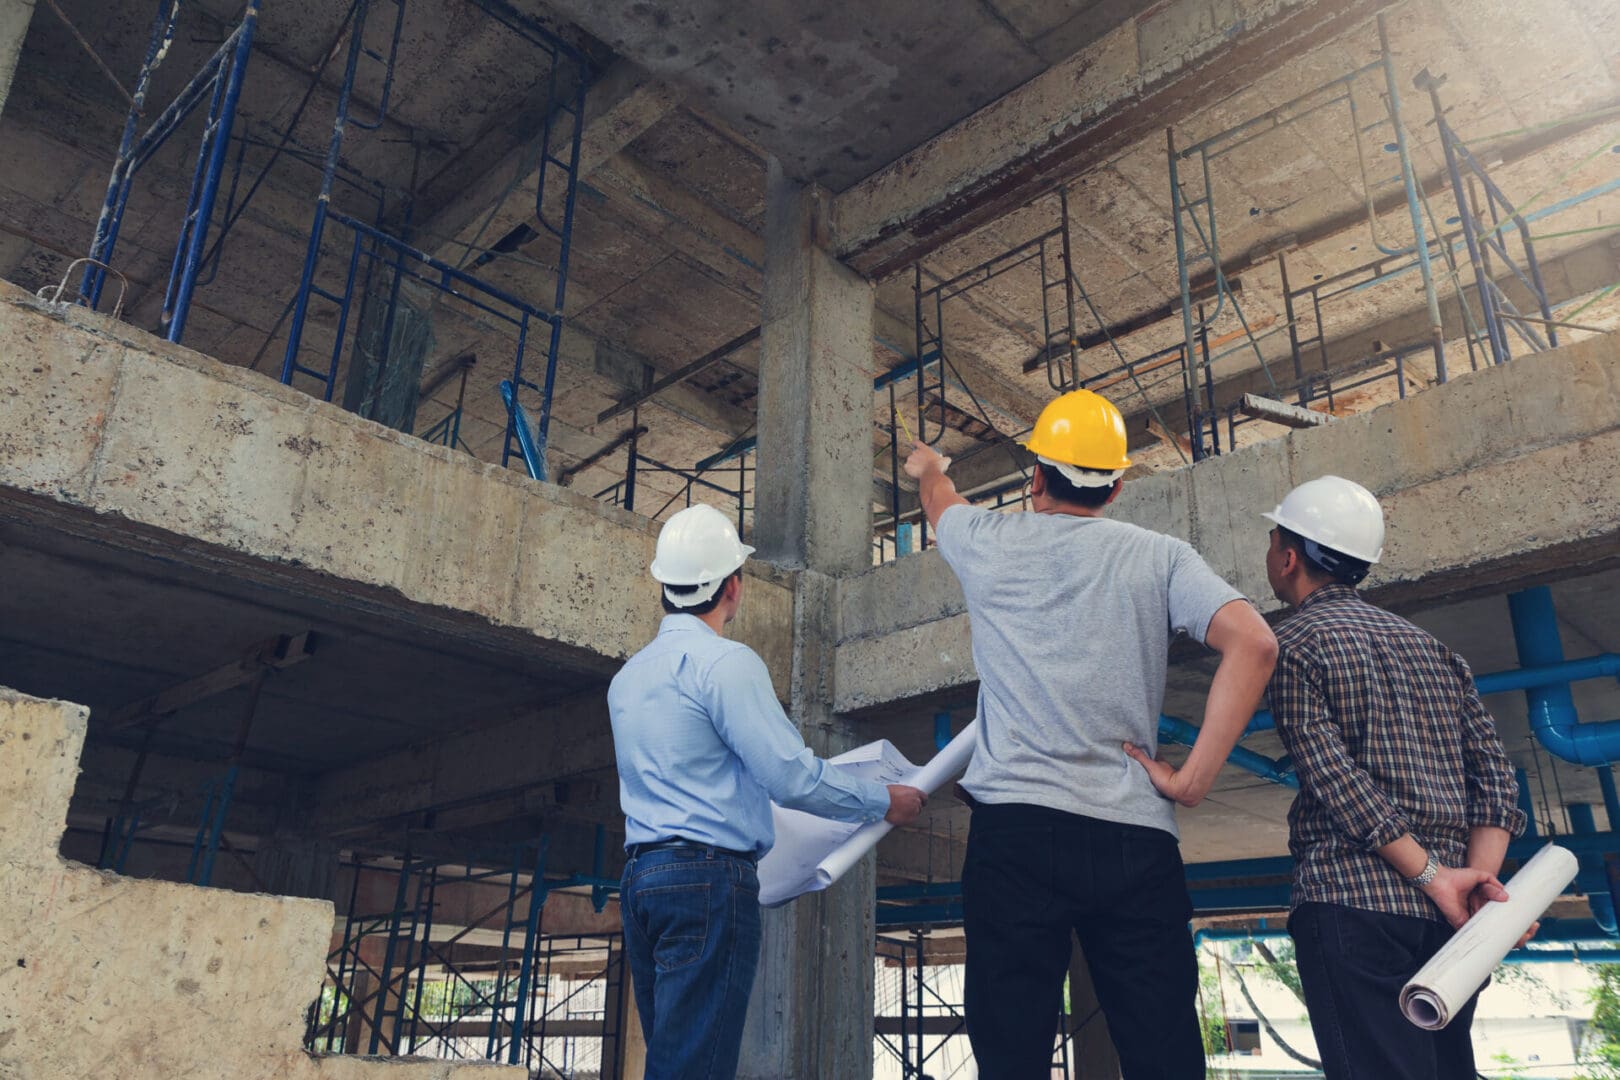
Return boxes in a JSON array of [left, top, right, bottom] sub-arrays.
[[620, 847, 762, 1080], [1290, 902, 1480, 1080], [962, 802, 1205, 1080]]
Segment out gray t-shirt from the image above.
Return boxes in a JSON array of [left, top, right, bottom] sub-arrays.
[[935, 504, 1243, 838]]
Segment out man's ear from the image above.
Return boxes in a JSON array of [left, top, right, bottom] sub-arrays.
[[1102, 479, 1123, 506], [1029, 465, 1047, 497]]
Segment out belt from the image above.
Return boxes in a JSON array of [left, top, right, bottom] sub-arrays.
[[627, 837, 757, 863]]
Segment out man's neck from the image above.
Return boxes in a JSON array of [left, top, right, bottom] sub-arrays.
[[1289, 578, 1335, 608], [1032, 495, 1105, 519], [697, 608, 729, 635]]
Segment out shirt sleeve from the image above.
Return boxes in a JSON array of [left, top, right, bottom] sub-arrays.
[[1166, 540, 1246, 644], [1272, 644, 1413, 851], [702, 647, 890, 823], [1451, 652, 1529, 836], [932, 504, 995, 584]]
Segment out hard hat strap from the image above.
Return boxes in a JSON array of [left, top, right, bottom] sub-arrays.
[[664, 577, 726, 608], [1301, 537, 1371, 586]]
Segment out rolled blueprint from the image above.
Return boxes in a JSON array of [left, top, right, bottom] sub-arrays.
[[1399, 843, 1578, 1030], [758, 720, 978, 907]]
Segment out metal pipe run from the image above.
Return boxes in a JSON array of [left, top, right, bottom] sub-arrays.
[[1159, 714, 1297, 788], [1192, 923, 1620, 964], [1510, 588, 1620, 766]]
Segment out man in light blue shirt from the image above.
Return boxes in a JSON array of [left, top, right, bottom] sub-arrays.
[[608, 504, 926, 1079]]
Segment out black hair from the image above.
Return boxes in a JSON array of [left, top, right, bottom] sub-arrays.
[[660, 569, 742, 616], [1275, 526, 1371, 586], [1037, 461, 1119, 509]]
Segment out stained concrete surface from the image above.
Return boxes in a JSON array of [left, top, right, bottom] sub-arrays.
[[0, 684, 523, 1080]]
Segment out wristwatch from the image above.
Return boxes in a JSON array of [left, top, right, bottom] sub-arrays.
[[1407, 853, 1439, 888]]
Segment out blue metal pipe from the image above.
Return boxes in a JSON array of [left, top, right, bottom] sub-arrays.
[[1476, 654, 1620, 695], [1193, 922, 1620, 964], [1159, 714, 1298, 788], [1571, 804, 1617, 934], [934, 712, 953, 752], [1510, 588, 1620, 766], [1516, 767, 1539, 840], [1602, 766, 1620, 828]]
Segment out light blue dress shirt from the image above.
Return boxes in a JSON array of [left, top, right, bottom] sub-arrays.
[[608, 614, 890, 857]]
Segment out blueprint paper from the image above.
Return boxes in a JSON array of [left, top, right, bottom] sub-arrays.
[[1400, 843, 1578, 1029], [757, 720, 978, 907]]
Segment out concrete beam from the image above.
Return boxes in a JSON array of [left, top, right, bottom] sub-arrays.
[[834, 0, 1387, 279], [0, 283, 794, 686], [0, 0, 34, 121], [834, 331, 1620, 713], [420, 61, 677, 264]]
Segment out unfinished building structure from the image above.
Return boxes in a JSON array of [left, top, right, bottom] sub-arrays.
[[1, 0, 1618, 1075]]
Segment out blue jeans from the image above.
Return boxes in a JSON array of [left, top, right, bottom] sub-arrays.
[[620, 847, 762, 1079], [1291, 902, 1480, 1079]]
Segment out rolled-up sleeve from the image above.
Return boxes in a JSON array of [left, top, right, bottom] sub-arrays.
[[703, 648, 890, 822], [1273, 647, 1411, 851], [1452, 653, 1528, 836]]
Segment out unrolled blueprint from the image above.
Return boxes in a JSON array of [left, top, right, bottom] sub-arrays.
[[757, 720, 978, 907]]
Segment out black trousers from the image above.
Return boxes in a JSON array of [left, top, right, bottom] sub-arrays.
[[1290, 902, 1480, 1080], [962, 802, 1205, 1080]]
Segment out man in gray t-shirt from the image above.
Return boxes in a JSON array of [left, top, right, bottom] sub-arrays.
[[904, 389, 1277, 1080]]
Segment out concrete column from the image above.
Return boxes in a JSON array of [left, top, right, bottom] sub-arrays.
[[1066, 939, 1122, 1079], [738, 162, 878, 1078], [751, 158, 876, 575], [616, 953, 648, 1080], [0, 0, 35, 120]]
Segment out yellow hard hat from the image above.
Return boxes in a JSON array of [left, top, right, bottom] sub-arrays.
[[1020, 389, 1131, 471]]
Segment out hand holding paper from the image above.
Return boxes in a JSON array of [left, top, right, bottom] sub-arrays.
[[757, 720, 978, 907], [1399, 844, 1578, 1030]]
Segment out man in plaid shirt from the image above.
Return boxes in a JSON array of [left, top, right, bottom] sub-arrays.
[[1262, 476, 1526, 1079]]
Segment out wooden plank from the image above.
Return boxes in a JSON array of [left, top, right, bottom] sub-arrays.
[[1238, 393, 1332, 429], [103, 632, 315, 732]]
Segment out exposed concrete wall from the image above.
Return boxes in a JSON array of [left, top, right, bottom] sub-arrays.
[[0, 685, 521, 1079], [0, 282, 794, 692], [0, 0, 33, 121], [835, 332, 1620, 712]]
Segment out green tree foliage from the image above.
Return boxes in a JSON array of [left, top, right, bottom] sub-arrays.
[[1581, 964, 1620, 1079]]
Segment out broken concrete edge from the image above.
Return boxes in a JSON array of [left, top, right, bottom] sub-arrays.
[[832, 333, 1620, 711], [833, 0, 1389, 278], [2, 684, 526, 1078], [0, 281, 796, 688]]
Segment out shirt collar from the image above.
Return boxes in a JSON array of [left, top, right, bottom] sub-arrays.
[[1297, 582, 1358, 612], [659, 613, 717, 636]]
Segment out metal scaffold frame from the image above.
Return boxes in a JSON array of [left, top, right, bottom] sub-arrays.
[[1167, 13, 1620, 459], [78, 0, 260, 342], [272, 0, 591, 482], [305, 830, 621, 1069]]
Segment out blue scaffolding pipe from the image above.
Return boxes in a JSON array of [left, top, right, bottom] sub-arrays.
[[500, 380, 547, 482], [81, 0, 259, 339]]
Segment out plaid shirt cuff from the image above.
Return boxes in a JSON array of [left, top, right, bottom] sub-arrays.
[[1469, 804, 1529, 837], [1361, 813, 1412, 852]]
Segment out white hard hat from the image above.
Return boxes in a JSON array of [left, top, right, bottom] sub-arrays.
[[1263, 476, 1385, 575], [649, 504, 755, 608]]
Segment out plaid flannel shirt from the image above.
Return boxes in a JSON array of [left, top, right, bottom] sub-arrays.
[[1270, 585, 1526, 921]]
